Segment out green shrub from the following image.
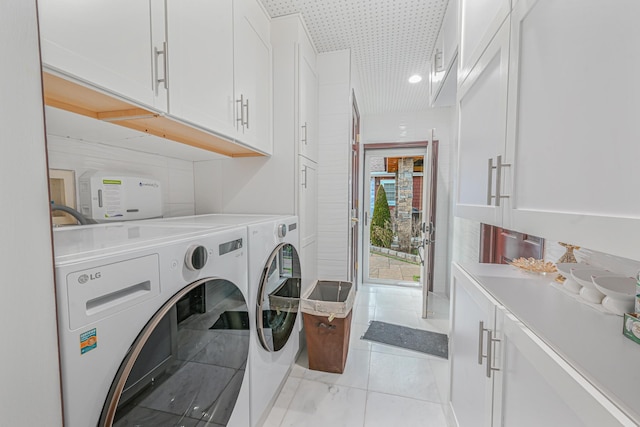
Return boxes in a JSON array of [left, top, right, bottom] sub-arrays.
[[371, 185, 393, 248]]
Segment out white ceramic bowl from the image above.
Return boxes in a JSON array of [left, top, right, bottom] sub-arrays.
[[592, 276, 636, 316], [570, 267, 611, 304], [556, 263, 590, 294]]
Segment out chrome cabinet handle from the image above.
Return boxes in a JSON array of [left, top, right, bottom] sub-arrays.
[[478, 321, 487, 365], [236, 94, 244, 128], [244, 98, 249, 129], [486, 330, 501, 378], [494, 155, 511, 207], [486, 158, 495, 205], [154, 41, 168, 92], [487, 155, 511, 206], [301, 166, 307, 189], [301, 122, 308, 145], [434, 48, 444, 72], [236, 95, 249, 129]]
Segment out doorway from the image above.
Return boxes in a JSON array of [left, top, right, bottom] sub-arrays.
[[362, 142, 438, 298], [349, 94, 360, 289]]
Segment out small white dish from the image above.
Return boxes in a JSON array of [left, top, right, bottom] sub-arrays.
[[592, 276, 636, 316], [570, 267, 611, 304], [556, 263, 590, 294]]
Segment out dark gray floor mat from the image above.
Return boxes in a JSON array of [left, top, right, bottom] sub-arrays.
[[361, 321, 448, 359]]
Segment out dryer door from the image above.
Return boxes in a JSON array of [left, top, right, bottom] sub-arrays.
[[100, 278, 249, 426], [256, 243, 301, 352]]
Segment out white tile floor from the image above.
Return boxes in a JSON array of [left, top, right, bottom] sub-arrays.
[[262, 284, 456, 427]]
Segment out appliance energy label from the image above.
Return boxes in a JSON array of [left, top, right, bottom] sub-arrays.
[[80, 328, 97, 355]]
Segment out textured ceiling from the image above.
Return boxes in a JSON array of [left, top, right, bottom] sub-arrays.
[[260, 0, 449, 114]]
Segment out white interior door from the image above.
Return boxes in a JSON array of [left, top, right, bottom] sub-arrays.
[[421, 132, 438, 318]]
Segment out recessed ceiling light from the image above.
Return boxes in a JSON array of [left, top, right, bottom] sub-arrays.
[[408, 74, 422, 84]]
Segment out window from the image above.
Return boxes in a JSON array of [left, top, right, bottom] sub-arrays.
[[380, 179, 396, 207]]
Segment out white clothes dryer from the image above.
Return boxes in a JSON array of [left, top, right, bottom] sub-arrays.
[[53, 222, 251, 427], [247, 216, 301, 427]]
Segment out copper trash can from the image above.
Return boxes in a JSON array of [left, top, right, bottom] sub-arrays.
[[301, 280, 355, 374]]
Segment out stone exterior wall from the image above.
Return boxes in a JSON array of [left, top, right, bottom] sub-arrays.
[[369, 156, 386, 172], [396, 157, 414, 252]]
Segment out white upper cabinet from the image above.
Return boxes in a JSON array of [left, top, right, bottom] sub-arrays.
[[455, 20, 510, 227], [39, 0, 272, 155], [459, 0, 510, 84], [503, 0, 640, 260], [429, 31, 446, 105], [234, 0, 273, 154], [298, 33, 319, 162], [165, 0, 236, 138], [270, 13, 319, 163], [39, 0, 167, 111], [430, 0, 458, 107]]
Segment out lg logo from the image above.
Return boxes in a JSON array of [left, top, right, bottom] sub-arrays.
[[78, 272, 101, 284]]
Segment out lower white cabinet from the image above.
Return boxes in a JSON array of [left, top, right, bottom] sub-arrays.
[[299, 156, 318, 249], [492, 308, 634, 427], [450, 263, 499, 427], [298, 141, 318, 297], [450, 263, 636, 427]]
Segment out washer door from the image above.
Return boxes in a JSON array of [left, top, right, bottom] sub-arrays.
[[256, 243, 301, 352], [100, 279, 249, 426]]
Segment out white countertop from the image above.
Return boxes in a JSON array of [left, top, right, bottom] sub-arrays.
[[459, 262, 640, 423]]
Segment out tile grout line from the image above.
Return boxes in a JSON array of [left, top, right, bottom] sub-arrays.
[[362, 296, 375, 427], [270, 373, 304, 427]]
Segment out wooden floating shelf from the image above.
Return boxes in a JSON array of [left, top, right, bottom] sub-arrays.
[[42, 72, 265, 158]]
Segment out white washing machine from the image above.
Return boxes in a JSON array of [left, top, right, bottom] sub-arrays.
[[53, 222, 252, 427], [135, 214, 302, 427]]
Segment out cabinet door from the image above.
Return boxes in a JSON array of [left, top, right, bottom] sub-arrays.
[[442, 0, 459, 70], [234, 0, 273, 154], [166, 0, 236, 137], [429, 31, 446, 104], [493, 307, 635, 427], [459, 0, 510, 83], [300, 240, 318, 297], [39, 0, 166, 110], [450, 263, 499, 427], [503, 0, 640, 260], [298, 43, 319, 162], [299, 156, 318, 249], [430, 0, 458, 106], [455, 21, 510, 226]]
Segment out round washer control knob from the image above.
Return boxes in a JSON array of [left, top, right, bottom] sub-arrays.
[[277, 224, 287, 238], [185, 245, 208, 271]]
